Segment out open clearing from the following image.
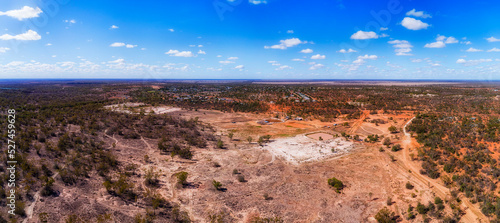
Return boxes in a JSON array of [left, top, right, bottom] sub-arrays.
[[262, 135, 355, 164]]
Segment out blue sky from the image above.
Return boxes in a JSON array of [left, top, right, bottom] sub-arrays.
[[0, 0, 500, 79]]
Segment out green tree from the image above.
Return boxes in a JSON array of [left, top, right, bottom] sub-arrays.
[[388, 126, 397, 133], [374, 207, 396, 223], [327, 177, 344, 193]]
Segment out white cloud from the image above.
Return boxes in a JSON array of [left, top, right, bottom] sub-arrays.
[[292, 58, 305, 61], [0, 30, 41, 41], [46, 43, 52, 46], [300, 48, 313, 53], [276, 65, 291, 70], [311, 54, 326, 59], [166, 50, 195, 57], [309, 63, 325, 70], [461, 41, 471, 45], [64, 19, 76, 24], [197, 50, 206, 54], [444, 36, 458, 44], [424, 41, 445, 48], [411, 59, 422, 63], [353, 55, 377, 64], [487, 48, 500, 52], [169, 29, 175, 32], [110, 25, 119, 29], [337, 48, 357, 53], [219, 60, 235, 64], [456, 58, 493, 66], [126, 44, 137, 48], [265, 38, 306, 50], [268, 61, 281, 66], [228, 57, 239, 60], [350, 31, 378, 40], [466, 47, 483, 52], [287, 30, 294, 34], [405, 9, 431, 18], [401, 17, 429, 30], [353, 59, 364, 64], [388, 40, 413, 56], [235, 65, 244, 69], [380, 27, 388, 31], [0, 47, 10, 53], [358, 54, 378, 60], [486, 37, 500, 42], [110, 42, 125, 47], [249, 0, 267, 4], [198, 45, 203, 47], [0, 6, 42, 20], [109, 59, 125, 64], [424, 35, 457, 48]]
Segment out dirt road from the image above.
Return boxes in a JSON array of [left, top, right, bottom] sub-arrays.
[[399, 117, 487, 222]]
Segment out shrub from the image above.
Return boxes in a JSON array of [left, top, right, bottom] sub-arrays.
[[176, 171, 188, 186], [391, 144, 402, 152], [374, 207, 395, 223], [212, 180, 222, 191], [405, 181, 414, 190], [327, 177, 344, 193], [237, 175, 245, 182], [388, 126, 397, 133]]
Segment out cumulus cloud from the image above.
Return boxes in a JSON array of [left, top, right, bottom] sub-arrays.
[[235, 65, 244, 69], [249, 0, 267, 4], [64, 19, 76, 24], [126, 44, 137, 48], [380, 27, 388, 31], [456, 58, 492, 66], [0, 6, 42, 20], [110, 25, 119, 29], [424, 35, 458, 49], [166, 50, 195, 57], [466, 47, 483, 52], [287, 30, 294, 34], [109, 59, 125, 64], [169, 29, 175, 32], [0, 47, 10, 53], [405, 9, 431, 18], [309, 63, 325, 70], [228, 57, 239, 60], [276, 65, 291, 70], [388, 40, 413, 56], [358, 55, 378, 60], [110, 42, 125, 47], [219, 60, 235, 64], [265, 38, 306, 50], [486, 37, 500, 42], [338, 48, 357, 53], [197, 50, 206, 54], [487, 48, 500, 52], [401, 17, 429, 30], [291, 58, 305, 61], [350, 31, 378, 40], [0, 30, 41, 41], [300, 48, 313, 53], [352, 55, 378, 64], [424, 41, 445, 48], [311, 54, 326, 59]]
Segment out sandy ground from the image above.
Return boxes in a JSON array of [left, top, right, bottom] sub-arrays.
[[104, 103, 181, 114], [262, 135, 355, 164], [307, 132, 334, 140]]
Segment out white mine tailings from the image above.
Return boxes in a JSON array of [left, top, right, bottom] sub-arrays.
[[262, 135, 356, 164]]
